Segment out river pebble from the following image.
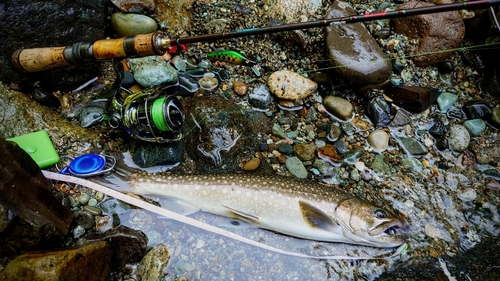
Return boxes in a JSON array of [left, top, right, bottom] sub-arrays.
[[401, 157, 423, 171], [267, 70, 317, 100], [323, 96, 354, 120], [437, 92, 458, 112], [136, 244, 170, 281], [233, 81, 249, 96], [272, 123, 287, 138], [449, 125, 470, 152], [128, 56, 178, 88], [463, 119, 486, 136], [400, 137, 428, 155], [458, 188, 478, 202], [489, 107, 500, 128], [110, 12, 157, 37], [285, 156, 308, 179], [293, 143, 317, 161], [367, 129, 389, 153], [78, 193, 91, 205]]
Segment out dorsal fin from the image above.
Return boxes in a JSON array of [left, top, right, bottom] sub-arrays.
[[299, 201, 338, 231]]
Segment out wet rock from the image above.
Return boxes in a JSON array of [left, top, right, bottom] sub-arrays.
[[391, 109, 411, 126], [74, 210, 96, 230], [0, 241, 111, 281], [267, 70, 317, 100], [469, 137, 500, 164], [293, 143, 317, 161], [364, 96, 391, 126], [285, 156, 308, 179], [458, 188, 477, 202], [0, 0, 108, 91], [323, 95, 354, 120], [368, 130, 389, 153], [400, 137, 428, 155], [370, 153, 390, 173], [272, 123, 287, 139], [198, 73, 219, 91], [80, 106, 106, 128], [463, 119, 486, 136], [449, 125, 470, 152], [327, 124, 342, 142], [317, 144, 341, 164], [183, 96, 270, 173], [489, 107, 500, 129], [401, 157, 423, 171], [249, 84, 273, 110], [325, 1, 392, 84], [129, 141, 183, 168], [242, 158, 261, 171], [137, 244, 170, 281], [111, 0, 155, 12], [462, 100, 492, 119], [384, 85, 440, 113], [429, 118, 448, 137], [77, 225, 148, 271], [0, 139, 73, 257], [277, 143, 294, 155], [110, 12, 157, 37], [128, 56, 178, 88], [437, 92, 458, 112], [334, 139, 349, 155], [392, 1, 465, 66]]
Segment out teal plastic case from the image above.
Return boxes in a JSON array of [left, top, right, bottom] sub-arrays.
[[7, 130, 60, 169]]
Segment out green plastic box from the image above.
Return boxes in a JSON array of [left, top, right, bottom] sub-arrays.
[[7, 130, 60, 169]]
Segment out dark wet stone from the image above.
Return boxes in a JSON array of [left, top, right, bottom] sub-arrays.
[[249, 84, 273, 110], [0, 241, 111, 281], [121, 71, 136, 88], [277, 143, 294, 155], [77, 225, 148, 271], [0, 0, 108, 92], [392, 1, 465, 66], [29, 82, 61, 107], [438, 61, 454, 74], [400, 137, 428, 155], [373, 29, 391, 40], [334, 139, 349, 154], [429, 119, 448, 137], [183, 96, 271, 173], [462, 100, 493, 119], [488, 107, 500, 129], [376, 237, 500, 281], [435, 136, 449, 151], [384, 85, 440, 113], [129, 140, 183, 168], [0, 139, 72, 258], [74, 210, 96, 230], [325, 1, 392, 84], [364, 96, 391, 126], [391, 61, 406, 75], [79, 106, 105, 128], [259, 143, 269, 152], [391, 109, 411, 126]]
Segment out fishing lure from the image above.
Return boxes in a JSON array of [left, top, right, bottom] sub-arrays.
[[207, 50, 256, 66]]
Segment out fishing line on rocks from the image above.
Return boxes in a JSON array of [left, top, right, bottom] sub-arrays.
[[42, 170, 408, 260]]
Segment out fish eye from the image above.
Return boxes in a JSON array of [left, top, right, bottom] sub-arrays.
[[374, 209, 387, 219]]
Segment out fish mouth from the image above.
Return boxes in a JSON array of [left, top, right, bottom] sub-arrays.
[[369, 220, 404, 237]]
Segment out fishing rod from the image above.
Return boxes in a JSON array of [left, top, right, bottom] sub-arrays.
[[12, 0, 500, 73]]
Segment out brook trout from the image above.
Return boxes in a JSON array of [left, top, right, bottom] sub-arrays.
[[128, 171, 405, 248]]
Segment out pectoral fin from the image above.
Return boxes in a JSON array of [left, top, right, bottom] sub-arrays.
[[224, 206, 259, 224], [299, 201, 338, 231]]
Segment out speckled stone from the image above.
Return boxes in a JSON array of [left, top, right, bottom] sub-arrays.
[[293, 143, 317, 161], [323, 95, 354, 120], [367, 130, 389, 153], [267, 70, 317, 100], [136, 243, 170, 281], [449, 125, 470, 152]]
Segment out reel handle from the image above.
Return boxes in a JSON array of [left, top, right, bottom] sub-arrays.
[[11, 32, 169, 72]]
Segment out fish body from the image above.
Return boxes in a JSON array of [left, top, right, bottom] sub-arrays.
[[207, 50, 256, 66], [128, 171, 405, 248]]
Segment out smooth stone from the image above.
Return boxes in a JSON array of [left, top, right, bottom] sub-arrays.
[[111, 12, 157, 37], [384, 85, 440, 113], [128, 56, 178, 88], [323, 95, 354, 120], [0, 241, 111, 281], [267, 70, 317, 100], [272, 123, 287, 139], [487, 107, 500, 129], [327, 124, 342, 142], [462, 101, 492, 119], [277, 143, 294, 155], [392, 1, 464, 66], [437, 92, 459, 112], [368, 130, 389, 153], [429, 119, 448, 137], [136, 244, 170, 281], [285, 156, 308, 179], [463, 119, 486, 136], [325, 1, 392, 84], [130, 141, 183, 168], [449, 125, 470, 152], [74, 210, 96, 230], [83, 205, 102, 216], [334, 139, 349, 154], [470, 138, 500, 164], [249, 84, 273, 109], [78, 193, 91, 205], [400, 137, 428, 155], [364, 96, 391, 126], [458, 188, 477, 202], [293, 143, 318, 161], [401, 157, 423, 171], [233, 81, 249, 96]]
